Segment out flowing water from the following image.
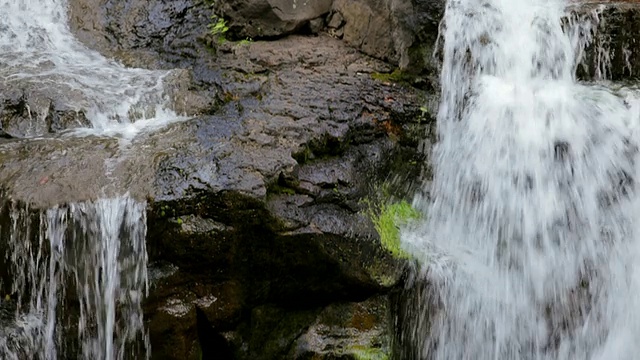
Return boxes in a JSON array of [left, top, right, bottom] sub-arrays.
[[0, 0, 180, 358], [403, 0, 640, 359], [0, 0, 182, 136], [0, 197, 149, 359]]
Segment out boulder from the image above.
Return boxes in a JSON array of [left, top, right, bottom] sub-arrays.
[[215, 0, 333, 38], [0, 83, 91, 138], [330, 0, 445, 82], [68, 0, 213, 66]]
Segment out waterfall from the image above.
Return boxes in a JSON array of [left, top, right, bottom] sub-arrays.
[[0, 0, 181, 136], [403, 0, 640, 358], [0, 196, 149, 360], [0, 0, 174, 358]]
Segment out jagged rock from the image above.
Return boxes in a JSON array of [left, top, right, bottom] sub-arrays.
[[290, 295, 392, 360], [68, 0, 213, 66]]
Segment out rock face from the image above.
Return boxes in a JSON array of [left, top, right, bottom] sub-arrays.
[[569, 3, 640, 81], [1, 6, 435, 357], [68, 0, 213, 67], [0, 86, 90, 138], [217, 0, 333, 38], [330, 0, 444, 79], [211, 0, 445, 80]]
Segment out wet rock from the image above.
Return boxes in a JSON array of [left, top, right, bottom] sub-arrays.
[[163, 69, 217, 116], [0, 86, 90, 138], [0, 29, 433, 360], [290, 295, 392, 360], [331, 0, 445, 80], [68, 0, 212, 66], [569, 2, 640, 81], [215, 0, 333, 39], [225, 295, 391, 360]]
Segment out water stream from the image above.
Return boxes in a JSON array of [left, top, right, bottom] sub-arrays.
[[403, 0, 640, 359], [0, 0, 178, 358], [0, 197, 149, 359], [0, 0, 182, 136]]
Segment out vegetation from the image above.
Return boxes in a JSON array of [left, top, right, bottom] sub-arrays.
[[208, 17, 229, 43], [366, 197, 421, 259], [350, 346, 390, 360], [371, 69, 415, 85]]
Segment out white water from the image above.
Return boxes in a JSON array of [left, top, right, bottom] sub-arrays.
[[1, 196, 149, 359], [0, 0, 183, 136], [403, 0, 640, 359]]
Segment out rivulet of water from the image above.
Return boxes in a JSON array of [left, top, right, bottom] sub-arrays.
[[0, 0, 181, 135], [402, 0, 640, 359], [0, 196, 149, 360]]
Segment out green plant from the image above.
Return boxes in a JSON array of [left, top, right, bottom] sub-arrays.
[[350, 346, 390, 360], [237, 37, 253, 46], [208, 17, 229, 43], [368, 200, 420, 259]]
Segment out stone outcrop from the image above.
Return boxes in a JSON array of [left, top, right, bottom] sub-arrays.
[[0, 20, 434, 360], [213, 0, 446, 82]]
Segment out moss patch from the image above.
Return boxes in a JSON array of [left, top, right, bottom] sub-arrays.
[[371, 69, 414, 85], [351, 345, 389, 360], [368, 200, 420, 259]]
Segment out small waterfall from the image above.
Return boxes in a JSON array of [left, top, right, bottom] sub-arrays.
[[0, 196, 149, 359], [0, 0, 178, 358], [403, 0, 640, 359], [0, 0, 181, 135]]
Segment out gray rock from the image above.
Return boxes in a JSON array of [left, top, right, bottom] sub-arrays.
[[68, 0, 212, 66], [332, 0, 445, 79], [0, 34, 432, 359], [0, 85, 91, 138]]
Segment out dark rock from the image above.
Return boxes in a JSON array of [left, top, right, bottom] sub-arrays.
[[196, 306, 235, 360], [1, 0, 438, 357], [331, 0, 445, 80], [290, 295, 392, 359], [0, 33, 433, 359], [214, 0, 333, 39], [0, 86, 91, 138], [68, 0, 213, 67], [569, 2, 640, 81]]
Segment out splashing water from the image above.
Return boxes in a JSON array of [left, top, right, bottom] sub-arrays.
[[403, 0, 640, 359], [0, 0, 182, 135], [0, 196, 149, 359]]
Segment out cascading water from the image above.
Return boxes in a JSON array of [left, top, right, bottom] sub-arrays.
[[0, 0, 178, 358], [0, 197, 149, 359], [403, 0, 640, 359], [0, 0, 182, 136]]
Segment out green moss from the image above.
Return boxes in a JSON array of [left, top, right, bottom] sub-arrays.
[[368, 200, 420, 259], [350, 346, 389, 360], [268, 184, 296, 196], [370, 69, 414, 85]]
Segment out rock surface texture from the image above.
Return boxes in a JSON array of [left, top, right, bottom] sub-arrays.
[[2, 0, 634, 358], [0, 0, 438, 358]]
